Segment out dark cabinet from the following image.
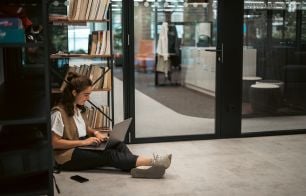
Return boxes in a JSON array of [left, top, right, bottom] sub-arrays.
[[0, 0, 53, 195]]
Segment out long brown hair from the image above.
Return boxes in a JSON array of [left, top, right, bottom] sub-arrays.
[[60, 72, 92, 116]]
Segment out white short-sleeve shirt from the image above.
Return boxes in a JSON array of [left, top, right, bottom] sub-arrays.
[[51, 109, 87, 138]]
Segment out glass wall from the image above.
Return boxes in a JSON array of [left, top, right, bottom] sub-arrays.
[[111, 1, 125, 123], [133, 0, 217, 138], [241, 0, 306, 133]]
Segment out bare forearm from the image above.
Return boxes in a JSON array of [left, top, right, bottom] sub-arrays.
[[52, 132, 102, 149], [87, 127, 96, 136], [52, 138, 84, 150]]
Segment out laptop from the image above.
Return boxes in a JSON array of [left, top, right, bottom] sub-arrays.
[[79, 118, 132, 151]]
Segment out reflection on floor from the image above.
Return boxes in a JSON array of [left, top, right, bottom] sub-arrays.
[[242, 116, 306, 133]]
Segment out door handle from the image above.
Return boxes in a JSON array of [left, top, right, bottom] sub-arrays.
[[205, 43, 224, 63]]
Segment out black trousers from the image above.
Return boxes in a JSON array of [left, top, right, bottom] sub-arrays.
[[60, 140, 138, 171]]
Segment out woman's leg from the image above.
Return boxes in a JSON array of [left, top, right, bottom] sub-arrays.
[[60, 146, 171, 173], [103, 148, 138, 170], [60, 148, 138, 171], [106, 139, 133, 155], [131, 154, 172, 179], [136, 154, 172, 168], [106, 140, 172, 168], [60, 148, 108, 171], [136, 156, 152, 167]]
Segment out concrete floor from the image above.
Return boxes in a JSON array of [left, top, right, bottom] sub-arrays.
[[54, 134, 306, 196]]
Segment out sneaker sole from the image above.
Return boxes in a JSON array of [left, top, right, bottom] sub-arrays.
[[131, 165, 165, 179]]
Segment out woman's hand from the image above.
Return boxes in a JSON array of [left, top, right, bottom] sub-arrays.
[[94, 131, 109, 142], [81, 137, 102, 146]]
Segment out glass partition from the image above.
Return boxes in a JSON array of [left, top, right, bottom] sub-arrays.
[[133, 0, 217, 138], [242, 0, 306, 133]]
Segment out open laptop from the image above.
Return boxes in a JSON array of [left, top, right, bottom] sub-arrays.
[[79, 118, 132, 151]]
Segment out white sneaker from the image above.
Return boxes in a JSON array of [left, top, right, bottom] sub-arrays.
[[131, 165, 165, 179], [152, 153, 172, 169]]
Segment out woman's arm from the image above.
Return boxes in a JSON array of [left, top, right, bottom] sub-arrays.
[[87, 127, 109, 142], [52, 132, 101, 149], [86, 126, 96, 136]]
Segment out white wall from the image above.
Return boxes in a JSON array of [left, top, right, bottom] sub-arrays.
[[181, 47, 257, 95]]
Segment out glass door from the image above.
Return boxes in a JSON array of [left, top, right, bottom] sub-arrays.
[[241, 0, 306, 134], [133, 0, 218, 140]]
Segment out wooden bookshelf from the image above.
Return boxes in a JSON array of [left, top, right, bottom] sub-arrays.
[[49, 16, 109, 25], [49, 0, 114, 128], [50, 53, 112, 59]]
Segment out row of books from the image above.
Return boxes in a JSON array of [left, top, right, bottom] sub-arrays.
[[85, 105, 111, 129], [68, 0, 110, 21], [89, 30, 111, 56], [60, 64, 112, 92]]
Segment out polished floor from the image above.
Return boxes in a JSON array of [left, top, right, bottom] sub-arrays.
[[54, 134, 306, 196], [111, 69, 306, 137]]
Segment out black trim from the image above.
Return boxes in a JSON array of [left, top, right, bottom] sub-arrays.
[[131, 130, 306, 144], [132, 134, 217, 144], [296, 10, 302, 49], [216, 0, 244, 138], [43, 1, 54, 195], [241, 130, 306, 137], [122, 0, 135, 143], [108, 2, 115, 127]]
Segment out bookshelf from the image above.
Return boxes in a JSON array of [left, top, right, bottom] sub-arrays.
[[49, 0, 114, 129], [0, 0, 53, 195]]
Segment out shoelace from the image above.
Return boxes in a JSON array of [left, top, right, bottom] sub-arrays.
[[153, 153, 160, 164]]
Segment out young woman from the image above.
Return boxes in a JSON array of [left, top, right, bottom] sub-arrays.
[[51, 72, 172, 178]]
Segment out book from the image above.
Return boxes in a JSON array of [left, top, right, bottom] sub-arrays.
[[67, 0, 75, 20], [85, 0, 94, 20], [100, 105, 105, 128], [104, 30, 111, 55], [94, 66, 104, 90], [94, 105, 103, 128], [91, 107, 97, 128], [104, 105, 110, 128], [95, 31, 102, 55], [100, 31, 108, 55], [96, 0, 108, 20], [89, 64, 103, 90], [88, 33, 92, 54], [73, 0, 82, 20], [89, 0, 100, 20], [103, 67, 112, 90], [103, 0, 110, 20], [78, 0, 89, 20], [90, 31, 98, 55], [87, 107, 94, 127]]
